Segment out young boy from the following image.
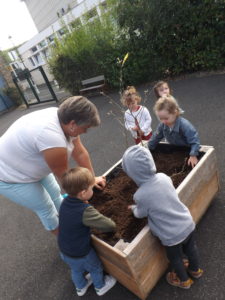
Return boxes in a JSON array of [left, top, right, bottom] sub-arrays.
[[122, 145, 203, 289], [58, 167, 117, 296]]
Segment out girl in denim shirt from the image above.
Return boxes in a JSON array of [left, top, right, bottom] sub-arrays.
[[148, 95, 200, 168]]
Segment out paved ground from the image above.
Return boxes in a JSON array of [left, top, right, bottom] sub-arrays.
[[23, 82, 71, 104], [0, 73, 224, 300]]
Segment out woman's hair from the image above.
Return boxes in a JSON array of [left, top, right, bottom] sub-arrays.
[[153, 81, 171, 98], [61, 167, 95, 196], [58, 96, 100, 127], [154, 95, 182, 116], [121, 86, 141, 106]]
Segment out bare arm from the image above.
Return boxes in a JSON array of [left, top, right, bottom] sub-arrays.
[[42, 147, 68, 180], [72, 136, 94, 174], [72, 136, 106, 189]]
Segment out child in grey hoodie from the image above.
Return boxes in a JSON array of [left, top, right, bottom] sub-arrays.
[[122, 145, 203, 289]]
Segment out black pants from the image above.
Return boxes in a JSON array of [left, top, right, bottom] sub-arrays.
[[165, 231, 199, 281]]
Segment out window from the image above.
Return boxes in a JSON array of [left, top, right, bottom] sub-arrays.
[[31, 46, 38, 53], [28, 57, 36, 67], [11, 62, 19, 70], [83, 8, 98, 22], [48, 34, 55, 43], [58, 27, 67, 36], [33, 53, 43, 65], [41, 48, 49, 60], [70, 18, 82, 29], [39, 40, 47, 48], [100, 1, 108, 12]]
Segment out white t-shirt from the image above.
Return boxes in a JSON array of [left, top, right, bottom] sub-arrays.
[[124, 106, 152, 139], [0, 107, 75, 183]]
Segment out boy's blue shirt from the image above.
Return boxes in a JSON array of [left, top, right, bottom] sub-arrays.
[[148, 116, 200, 156]]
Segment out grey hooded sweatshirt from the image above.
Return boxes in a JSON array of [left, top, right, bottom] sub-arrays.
[[122, 145, 195, 246]]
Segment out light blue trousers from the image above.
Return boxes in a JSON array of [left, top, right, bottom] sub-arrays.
[[0, 174, 63, 230]]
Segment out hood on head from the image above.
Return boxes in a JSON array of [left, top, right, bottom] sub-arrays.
[[122, 145, 156, 186]]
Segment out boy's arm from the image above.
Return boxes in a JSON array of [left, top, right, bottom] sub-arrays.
[[83, 206, 116, 232], [148, 123, 164, 150]]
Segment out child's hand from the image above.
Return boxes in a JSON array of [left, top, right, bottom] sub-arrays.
[[188, 156, 198, 168], [132, 126, 139, 131], [128, 205, 136, 210], [94, 176, 106, 190]]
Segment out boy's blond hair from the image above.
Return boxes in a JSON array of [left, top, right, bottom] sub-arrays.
[[154, 95, 182, 116], [61, 167, 95, 197], [121, 86, 141, 106]]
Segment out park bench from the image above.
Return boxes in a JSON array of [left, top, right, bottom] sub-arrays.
[[79, 75, 106, 96]]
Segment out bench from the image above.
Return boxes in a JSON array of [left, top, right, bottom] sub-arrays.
[[79, 75, 106, 96]]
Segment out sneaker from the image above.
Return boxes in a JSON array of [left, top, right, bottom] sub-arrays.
[[183, 258, 189, 269], [188, 268, 204, 279], [76, 273, 93, 296], [166, 272, 193, 289], [95, 275, 116, 296]]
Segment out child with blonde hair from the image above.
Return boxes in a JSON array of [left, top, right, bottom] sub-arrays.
[[148, 95, 200, 168], [58, 167, 116, 296], [122, 86, 152, 144]]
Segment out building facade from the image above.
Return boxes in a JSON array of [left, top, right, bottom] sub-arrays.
[[13, 0, 107, 87]]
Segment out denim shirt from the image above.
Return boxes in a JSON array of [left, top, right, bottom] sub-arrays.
[[148, 117, 200, 156]]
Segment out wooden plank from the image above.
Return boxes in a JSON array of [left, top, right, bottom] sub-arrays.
[[189, 172, 219, 223], [99, 257, 143, 299], [92, 235, 132, 274], [137, 250, 168, 299], [177, 147, 217, 207]]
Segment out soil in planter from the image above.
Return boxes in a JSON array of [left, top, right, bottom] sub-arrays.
[[91, 149, 196, 246]]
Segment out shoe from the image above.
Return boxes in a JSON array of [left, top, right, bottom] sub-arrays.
[[95, 275, 116, 296], [76, 273, 93, 296], [183, 258, 189, 269], [188, 268, 204, 279], [166, 272, 193, 289]]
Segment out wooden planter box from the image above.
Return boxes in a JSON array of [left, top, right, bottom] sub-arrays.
[[91, 145, 219, 299]]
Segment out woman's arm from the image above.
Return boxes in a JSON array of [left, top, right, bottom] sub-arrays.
[[42, 147, 68, 180], [72, 136, 106, 189], [72, 136, 95, 175]]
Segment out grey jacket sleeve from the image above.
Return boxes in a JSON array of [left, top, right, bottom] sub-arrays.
[[131, 204, 148, 218], [83, 206, 116, 232]]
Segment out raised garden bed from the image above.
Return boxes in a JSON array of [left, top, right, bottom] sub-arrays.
[[90, 144, 219, 299]]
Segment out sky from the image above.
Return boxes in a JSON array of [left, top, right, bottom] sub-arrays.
[[0, 0, 38, 51]]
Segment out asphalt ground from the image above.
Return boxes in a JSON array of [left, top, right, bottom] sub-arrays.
[[0, 73, 225, 300]]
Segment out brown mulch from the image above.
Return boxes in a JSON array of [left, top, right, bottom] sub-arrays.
[[91, 150, 193, 245]]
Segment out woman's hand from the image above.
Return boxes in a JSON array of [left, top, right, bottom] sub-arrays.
[[94, 176, 106, 190], [188, 156, 198, 168]]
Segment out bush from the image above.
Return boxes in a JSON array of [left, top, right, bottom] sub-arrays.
[[2, 86, 23, 106], [48, 0, 225, 93]]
